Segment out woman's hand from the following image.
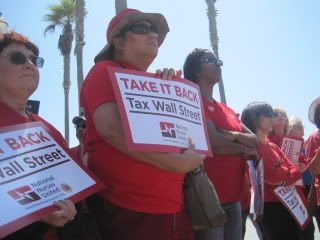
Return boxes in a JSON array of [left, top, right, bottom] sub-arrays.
[[155, 68, 182, 80], [179, 139, 205, 173], [41, 199, 77, 227]]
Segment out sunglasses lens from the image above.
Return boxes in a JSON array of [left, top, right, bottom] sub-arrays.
[[201, 55, 223, 66], [8, 52, 44, 68], [32, 56, 44, 68], [10, 52, 27, 65], [129, 24, 157, 34], [76, 124, 86, 129], [208, 57, 217, 64]]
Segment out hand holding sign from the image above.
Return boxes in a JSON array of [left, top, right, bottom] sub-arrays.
[[41, 199, 77, 227], [155, 68, 182, 80], [179, 138, 205, 173]]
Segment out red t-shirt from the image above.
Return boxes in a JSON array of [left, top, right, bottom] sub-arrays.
[[0, 102, 70, 239], [267, 134, 284, 148], [0, 102, 67, 147], [259, 140, 302, 202], [240, 166, 251, 211], [203, 98, 245, 203], [80, 60, 184, 214], [305, 131, 320, 205]]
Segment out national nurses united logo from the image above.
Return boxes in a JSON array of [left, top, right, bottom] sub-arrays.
[[60, 183, 72, 193], [8, 186, 41, 205], [160, 122, 176, 138]]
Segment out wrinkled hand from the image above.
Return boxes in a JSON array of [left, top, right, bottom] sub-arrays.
[[41, 199, 77, 227], [180, 140, 206, 173], [155, 68, 182, 80]]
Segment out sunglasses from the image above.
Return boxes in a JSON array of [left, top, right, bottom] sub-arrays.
[[0, 51, 44, 68], [200, 56, 223, 66], [124, 23, 158, 35], [76, 124, 86, 129]]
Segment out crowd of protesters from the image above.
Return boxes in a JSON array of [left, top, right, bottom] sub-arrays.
[[1, 7, 320, 240]]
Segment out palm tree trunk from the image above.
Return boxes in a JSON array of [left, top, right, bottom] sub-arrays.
[[205, 0, 227, 104], [63, 54, 71, 145], [115, 0, 127, 14], [75, 0, 85, 115]]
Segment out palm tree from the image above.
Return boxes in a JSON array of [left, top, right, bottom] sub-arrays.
[[115, 0, 127, 13], [44, 0, 76, 145], [74, 0, 86, 115], [205, 0, 227, 104], [0, 13, 9, 33]]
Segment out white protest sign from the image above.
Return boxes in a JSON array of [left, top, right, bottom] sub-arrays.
[[273, 185, 309, 229], [0, 122, 104, 238], [281, 136, 303, 165], [248, 159, 264, 221], [108, 67, 212, 156], [280, 136, 304, 186]]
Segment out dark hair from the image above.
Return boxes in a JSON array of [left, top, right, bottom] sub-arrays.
[[183, 48, 208, 83], [241, 102, 273, 133], [0, 31, 39, 56], [315, 107, 320, 130]]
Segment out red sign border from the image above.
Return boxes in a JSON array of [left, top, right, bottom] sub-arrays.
[[0, 122, 105, 238], [108, 66, 212, 156]]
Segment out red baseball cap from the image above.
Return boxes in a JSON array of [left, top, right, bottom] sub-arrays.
[[94, 8, 169, 63]]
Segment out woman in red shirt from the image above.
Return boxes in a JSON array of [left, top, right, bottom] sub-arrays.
[[241, 102, 305, 240], [183, 48, 259, 240]]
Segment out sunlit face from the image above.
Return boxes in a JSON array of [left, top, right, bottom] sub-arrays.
[[118, 21, 159, 61], [289, 126, 304, 138], [198, 52, 222, 85], [0, 43, 39, 101], [258, 114, 273, 134], [272, 113, 288, 135]]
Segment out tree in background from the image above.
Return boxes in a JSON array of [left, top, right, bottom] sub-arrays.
[[205, 0, 227, 104], [44, 0, 76, 145], [115, 0, 127, 14], [74, 0, 86, 115]]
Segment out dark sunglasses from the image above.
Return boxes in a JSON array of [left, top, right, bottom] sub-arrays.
[[0, 51, 44, 68], [200, 56, 223, 66], [124, 23, 158, 35], [75, 124, 86, 129]]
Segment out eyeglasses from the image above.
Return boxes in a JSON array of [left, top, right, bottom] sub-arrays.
[[75, 124, 86, 129], [200, 56, 223, 66], [124, 23, 158, 35], [0, 51, 44, 68]]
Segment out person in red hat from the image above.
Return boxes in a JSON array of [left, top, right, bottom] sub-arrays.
[[80, 8, 205, 240]]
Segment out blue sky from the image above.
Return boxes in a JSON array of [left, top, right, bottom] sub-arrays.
[[1, 0, 319, 147]]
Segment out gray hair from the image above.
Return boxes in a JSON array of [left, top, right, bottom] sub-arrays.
[[288, 117, 304, 135]]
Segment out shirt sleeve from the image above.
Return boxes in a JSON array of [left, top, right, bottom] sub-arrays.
[[263, 143, 301, 186], [305, 135, 320, 163], [80, 62, 116, 117]]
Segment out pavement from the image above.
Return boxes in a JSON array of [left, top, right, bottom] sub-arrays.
[[244, 218, 320, 239]]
